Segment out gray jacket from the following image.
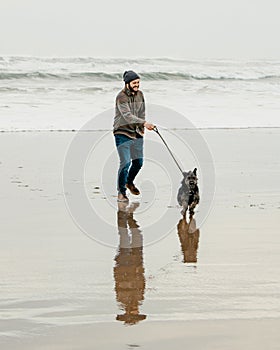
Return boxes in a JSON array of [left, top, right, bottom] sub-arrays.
[[113, 87, 146, 139]]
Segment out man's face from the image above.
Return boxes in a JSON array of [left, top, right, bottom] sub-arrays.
[[128, 79, 140, 92]]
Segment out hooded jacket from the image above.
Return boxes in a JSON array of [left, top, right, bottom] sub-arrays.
[[113, 87, 146, 139]]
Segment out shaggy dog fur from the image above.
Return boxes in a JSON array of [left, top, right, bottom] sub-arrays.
[[177, 168, 200, 218]]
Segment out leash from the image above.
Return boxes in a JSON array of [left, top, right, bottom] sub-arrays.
[[153, 126, 184, 175]]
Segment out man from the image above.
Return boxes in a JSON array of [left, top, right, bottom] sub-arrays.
[[113, 70, 154, 202]]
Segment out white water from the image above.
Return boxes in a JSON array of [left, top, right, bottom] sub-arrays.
[[1, 57, 280, 131]]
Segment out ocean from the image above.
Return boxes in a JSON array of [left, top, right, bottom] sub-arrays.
[[1, 56, 280, 131]]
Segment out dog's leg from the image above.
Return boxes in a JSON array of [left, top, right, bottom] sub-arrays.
[[188, 202, 196, 218], [181, 200, 188, 217]]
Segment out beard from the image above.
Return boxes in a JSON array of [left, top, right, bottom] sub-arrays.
[[128, 82, 138, 93]]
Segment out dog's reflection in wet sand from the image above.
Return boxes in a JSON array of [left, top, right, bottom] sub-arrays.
[[114, 202, 146, 325], [177, 216, 200, 263]]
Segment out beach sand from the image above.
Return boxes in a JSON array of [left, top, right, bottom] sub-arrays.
[[0, 128, 280, 349], [3, 319, 280, 350]]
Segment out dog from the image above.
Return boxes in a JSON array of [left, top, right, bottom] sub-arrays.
[[177, 168, 200, 218]]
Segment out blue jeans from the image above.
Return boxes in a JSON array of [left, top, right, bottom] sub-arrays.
[[114, 134, 143, 195]]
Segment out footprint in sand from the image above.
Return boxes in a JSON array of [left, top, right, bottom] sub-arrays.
[[11, 180, 22, 184]]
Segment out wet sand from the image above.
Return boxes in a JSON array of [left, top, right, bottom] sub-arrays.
[[0, 128, 280, 349], [3, 319, 280, 350]]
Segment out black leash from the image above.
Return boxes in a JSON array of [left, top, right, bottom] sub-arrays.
[[153, 126, 184, 175]]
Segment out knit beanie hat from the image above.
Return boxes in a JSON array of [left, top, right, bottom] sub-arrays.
[[123, 70, 140, 84]]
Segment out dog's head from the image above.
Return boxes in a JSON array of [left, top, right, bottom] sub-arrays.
[[181, 168, 198, 189]]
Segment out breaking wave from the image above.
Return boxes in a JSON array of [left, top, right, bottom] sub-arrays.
[[1, 71, 280, 82]]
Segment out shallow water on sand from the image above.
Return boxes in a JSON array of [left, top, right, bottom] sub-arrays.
[[0, 129, 279, 339]]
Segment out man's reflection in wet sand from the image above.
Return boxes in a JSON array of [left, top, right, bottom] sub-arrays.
[[114, 202, 146, 325], [177, 215, 200, 263]]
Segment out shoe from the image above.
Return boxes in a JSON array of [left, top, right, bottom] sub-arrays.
[[117, 193, 129, 202], [126, 183, 140, 195]]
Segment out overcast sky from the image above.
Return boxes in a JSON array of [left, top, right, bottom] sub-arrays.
[[0, 0, 279, 59]]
